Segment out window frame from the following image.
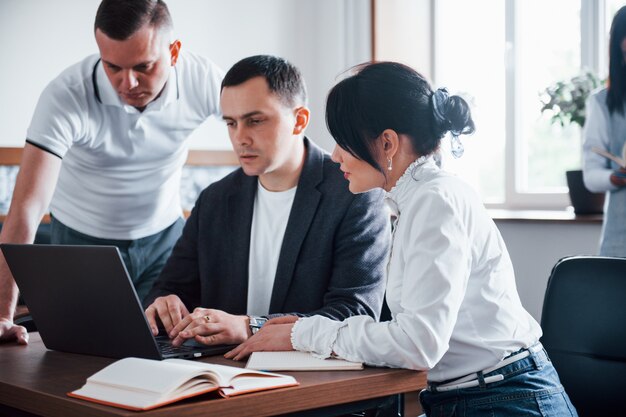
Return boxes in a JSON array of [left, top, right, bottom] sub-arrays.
[[431, 0, 608, 210]]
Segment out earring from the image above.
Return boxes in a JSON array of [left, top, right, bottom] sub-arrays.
[[387, 157, 393, 171], [451, 135, 464, 159]]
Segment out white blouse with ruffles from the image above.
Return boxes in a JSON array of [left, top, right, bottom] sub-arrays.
[[291, 157, 542, 382]]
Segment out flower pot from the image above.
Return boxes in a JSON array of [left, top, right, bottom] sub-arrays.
[[566, 170, 605, 214]]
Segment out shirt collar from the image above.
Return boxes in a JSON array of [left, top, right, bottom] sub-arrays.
[[93, 59, 179, 113], [385, 155, 439, 216]]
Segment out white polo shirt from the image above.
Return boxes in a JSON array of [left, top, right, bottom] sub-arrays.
[[26, 51, 223, 239]]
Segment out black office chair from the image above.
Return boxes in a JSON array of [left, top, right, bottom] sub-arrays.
[[540, 256, 626, 417]]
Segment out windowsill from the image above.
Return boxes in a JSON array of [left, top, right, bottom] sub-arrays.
[[0, 210, 604, 225], [488, 209, 603, 224]]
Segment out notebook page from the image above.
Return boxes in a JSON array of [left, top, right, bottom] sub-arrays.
[[87, 357, 217, 394]]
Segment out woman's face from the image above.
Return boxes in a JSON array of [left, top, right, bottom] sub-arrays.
[[331, 145, 386, 193]]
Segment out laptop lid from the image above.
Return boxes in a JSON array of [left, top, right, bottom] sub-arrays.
[[1, 244, 233, 360]]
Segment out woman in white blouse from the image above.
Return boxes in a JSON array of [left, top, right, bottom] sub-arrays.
[[583, 5, 626, 257], [227, 62, 577, 416]]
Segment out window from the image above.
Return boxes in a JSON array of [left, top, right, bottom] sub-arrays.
[[434, 0, 506, 204], [606, 1, 625, 38], [375, 0, 615, 209]]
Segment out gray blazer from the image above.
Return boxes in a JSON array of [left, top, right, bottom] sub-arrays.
[[145, 138, 390, 320]]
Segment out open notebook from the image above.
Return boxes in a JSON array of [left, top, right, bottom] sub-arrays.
[[68, 357, 298, 411]]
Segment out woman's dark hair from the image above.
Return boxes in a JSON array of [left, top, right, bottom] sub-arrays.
[[94, 0, 173, 40], [607, 5, 626, 115], [326, 62, 474, 173], [221, 55, 307, 107]]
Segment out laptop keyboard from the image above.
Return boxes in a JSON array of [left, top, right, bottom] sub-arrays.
[[157, 340, 197, 355]]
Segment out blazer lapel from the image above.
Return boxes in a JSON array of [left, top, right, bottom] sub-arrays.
[[269, 138, 323, 313], [227, 174, 257, 314]]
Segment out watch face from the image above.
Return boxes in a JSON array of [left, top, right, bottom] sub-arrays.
[[249, 316, 267, 332]]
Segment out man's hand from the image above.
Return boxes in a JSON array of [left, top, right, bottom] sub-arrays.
[[170, 308, 250, 347], [144, 295, 190, 337], [0, 318, 28, 345], [225, 322, 296, 361], [610, 167, 626, 187]]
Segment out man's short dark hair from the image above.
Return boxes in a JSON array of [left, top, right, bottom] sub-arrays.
[[221, 55, 307, 107], [94, 0, 173, 40]]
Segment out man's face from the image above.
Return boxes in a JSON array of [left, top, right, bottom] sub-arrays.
[[221, 77, 302, 180], [95, 25, 179, 110]]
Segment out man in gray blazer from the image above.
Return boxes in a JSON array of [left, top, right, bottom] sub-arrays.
[[144, 55, 389, 347]]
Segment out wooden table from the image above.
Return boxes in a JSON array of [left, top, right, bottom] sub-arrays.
[[0, 333, 426, 417]]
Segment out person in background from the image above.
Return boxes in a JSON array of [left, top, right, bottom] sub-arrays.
[[0, 0, 223, 344], [228, 61, 578, 417], [583, 5, 626, 257], [144, 55, 389, 348]]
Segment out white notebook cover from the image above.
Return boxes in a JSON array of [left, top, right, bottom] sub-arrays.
[[245, 351, 363, 371]]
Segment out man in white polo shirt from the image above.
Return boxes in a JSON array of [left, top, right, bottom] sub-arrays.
[[0, 0, 222, 345]]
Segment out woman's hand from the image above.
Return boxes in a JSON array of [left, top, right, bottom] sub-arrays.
[[610, 167, 626, 187], [225, 322, 296, 361]]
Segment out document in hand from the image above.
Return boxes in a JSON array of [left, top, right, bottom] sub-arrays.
[[246, 351, 364, 371], [67, 357, 298, 411]]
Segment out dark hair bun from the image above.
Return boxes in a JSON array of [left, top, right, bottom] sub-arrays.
[[432, 88, 475, 138]]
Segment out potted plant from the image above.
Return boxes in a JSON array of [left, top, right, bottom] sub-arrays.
[[540, 71, 605, 214]]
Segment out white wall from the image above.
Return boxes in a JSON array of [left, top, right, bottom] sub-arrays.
[[374, 0, 433, 81], [2, 1, 604, 327], [0, 0, 371, 151], [495, 220, 602, 322]]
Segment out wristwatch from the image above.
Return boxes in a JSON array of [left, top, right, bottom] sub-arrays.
[[248, 316, 268, 335]]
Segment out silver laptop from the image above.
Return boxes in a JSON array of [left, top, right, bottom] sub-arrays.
[[1, 244, 234, 360]]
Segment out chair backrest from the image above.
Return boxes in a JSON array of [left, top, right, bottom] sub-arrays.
[[541, 256, 626, 417]]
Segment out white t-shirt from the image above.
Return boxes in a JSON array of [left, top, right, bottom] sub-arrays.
[[26, 51, 223, 239], [247, 181, 297, 316], [292, 157, 542, 382]]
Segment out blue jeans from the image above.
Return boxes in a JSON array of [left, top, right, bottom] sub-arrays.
[[419, 346, 578, 417], [50, 215, 184, 302]]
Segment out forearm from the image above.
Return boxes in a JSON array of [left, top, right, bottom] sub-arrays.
[[292, 314, 442, 371], [0, 143, 62, 324], [582, 149, 615, 192], [582, 95, 616, 192], [271, 290, 383, 321], [583, 168, 614, 192], [0, 254, 19, 321], [0, 212, 43, 320]]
